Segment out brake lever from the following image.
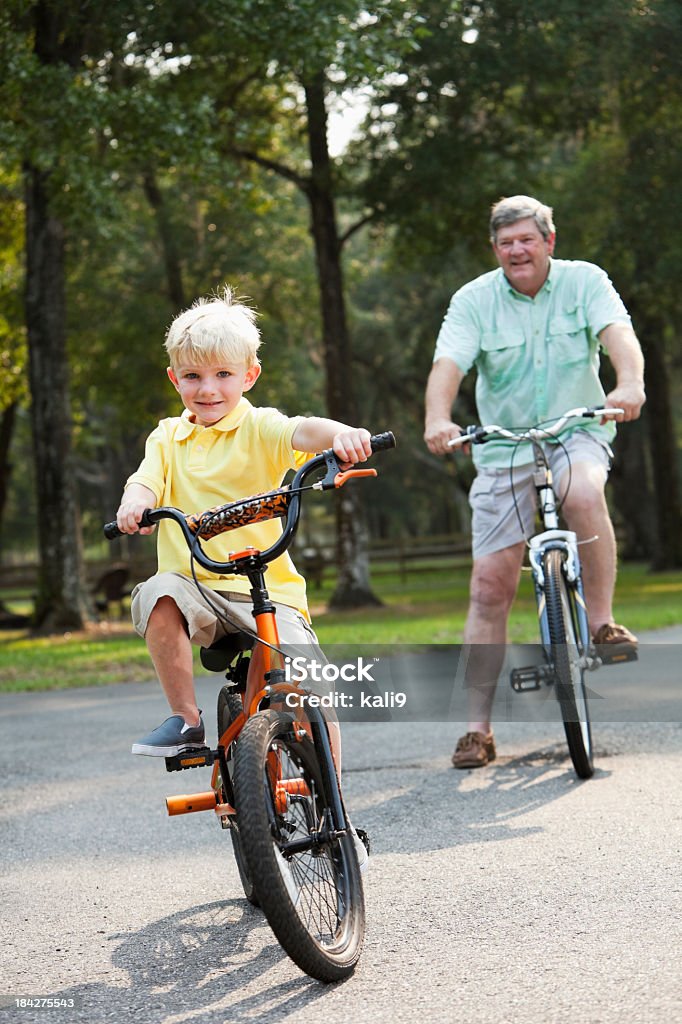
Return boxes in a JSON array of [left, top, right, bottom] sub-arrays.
[[334, 468, 377, 487], [315, 450, 345, 490], [314, 450, 377, 490]]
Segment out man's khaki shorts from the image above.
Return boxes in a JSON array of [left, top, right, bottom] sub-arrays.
[[468, 430, 613, 560]]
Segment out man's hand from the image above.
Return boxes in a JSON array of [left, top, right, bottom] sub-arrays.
[[424, 358, 465, 456], [603, 381, 646, 423], [332, 428, 372, 467], [598, 323, 646, 423], [425, 417, 463, 456]]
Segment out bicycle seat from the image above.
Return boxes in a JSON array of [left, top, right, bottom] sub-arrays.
[[200, 631, 254, 672]]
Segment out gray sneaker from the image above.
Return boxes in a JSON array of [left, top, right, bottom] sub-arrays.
[[132, 713, 205, 757]]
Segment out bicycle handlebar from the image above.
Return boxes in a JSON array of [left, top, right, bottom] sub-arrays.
[[447, 407, 625, 449], [103, 431, 396, 574]]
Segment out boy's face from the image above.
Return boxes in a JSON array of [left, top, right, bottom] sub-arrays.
[[167, 360, 260, 427]]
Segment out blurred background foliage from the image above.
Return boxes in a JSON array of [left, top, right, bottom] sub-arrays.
[[0, 0, 681, 626]]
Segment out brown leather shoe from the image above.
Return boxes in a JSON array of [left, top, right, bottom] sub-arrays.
[[451, 731, 496, 769], [592, 622, 638, 664], [592, 622, 638, 645]]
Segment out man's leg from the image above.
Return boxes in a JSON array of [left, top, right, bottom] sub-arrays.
[[462, 542, 526, 732], [557, 461, 616, 636]]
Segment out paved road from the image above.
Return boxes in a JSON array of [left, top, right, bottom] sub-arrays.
[[1, 633, 681, 1024]]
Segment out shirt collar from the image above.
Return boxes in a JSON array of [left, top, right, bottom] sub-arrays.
[[500, 258, 554, 299], [173, 397, 252, 441]]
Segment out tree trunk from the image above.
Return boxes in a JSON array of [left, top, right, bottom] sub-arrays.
[[608, 417, 656, 561], [637, 319, 682, 568], [21, 3, 94, 632], [142, 170, 187, 310], [24, 164, 92, 631], [0, 402, 17, 556], [303, 73, 381, 608]]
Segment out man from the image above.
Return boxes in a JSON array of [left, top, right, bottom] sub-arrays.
[[424, 195, 646, 769]]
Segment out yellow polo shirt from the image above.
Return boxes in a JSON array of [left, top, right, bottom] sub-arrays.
[[126, 398, 312, 615]]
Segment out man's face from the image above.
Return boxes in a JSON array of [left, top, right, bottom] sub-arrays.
[[492, 217, 556, 297]]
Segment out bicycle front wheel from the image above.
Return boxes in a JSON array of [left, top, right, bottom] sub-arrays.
[[232, 709, 365, 982], [217, 685, 259, 906], [544, 548, 594, 779]]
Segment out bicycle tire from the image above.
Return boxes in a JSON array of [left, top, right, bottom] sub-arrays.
[[232, 709, 365, 982], [544, 548, 595, 779], [216, 685, 259, 906]]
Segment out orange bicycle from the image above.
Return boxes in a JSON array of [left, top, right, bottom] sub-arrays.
[[105, 431, 395, 981]]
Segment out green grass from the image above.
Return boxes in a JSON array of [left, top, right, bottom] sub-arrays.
[[1, 560, 681, 692]]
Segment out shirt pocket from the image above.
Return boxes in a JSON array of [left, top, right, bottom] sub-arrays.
[[479, 330, 525, 383], [547, 308, 590, 365]]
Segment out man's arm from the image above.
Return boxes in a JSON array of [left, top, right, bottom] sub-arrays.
[[424, 357, 465, 455], [599, 323, 646, 422]]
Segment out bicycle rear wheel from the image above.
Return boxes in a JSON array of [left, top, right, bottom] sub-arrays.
[[544, 548, 594, 779], [232, 709, 365, 982], [217, 685, 259, 906]]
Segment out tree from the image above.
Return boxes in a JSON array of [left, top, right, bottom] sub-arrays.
[[0, 169, 26, 551], [0, 0, 154, 627], [125, 0, 422, 606], [356, 0, 682, 566], [3, 1, 97, 629]]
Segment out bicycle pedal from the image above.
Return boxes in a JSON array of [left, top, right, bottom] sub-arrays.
[[510, 665, 555, 692], [165, 747, 216, 772], [594, 644, 638, 666]]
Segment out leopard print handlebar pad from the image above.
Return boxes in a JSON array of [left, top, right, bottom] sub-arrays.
[[185, 488, 291, 540]]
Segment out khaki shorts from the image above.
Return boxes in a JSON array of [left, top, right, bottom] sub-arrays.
[[131, 572, 324, 660], [469, 430, 613, 560]]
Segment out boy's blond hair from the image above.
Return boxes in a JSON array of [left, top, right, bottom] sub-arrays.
[[165, 286, 261, 369]]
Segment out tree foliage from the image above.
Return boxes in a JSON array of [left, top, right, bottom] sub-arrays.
[[1, 0, 681, 620]]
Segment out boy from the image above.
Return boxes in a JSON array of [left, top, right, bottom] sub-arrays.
[[117, 286, 372, 758]]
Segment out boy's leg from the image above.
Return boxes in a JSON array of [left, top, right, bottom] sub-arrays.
[[130, 573, 226, 755], [129, 573, 341, 764], [145, 596, 200, 725]]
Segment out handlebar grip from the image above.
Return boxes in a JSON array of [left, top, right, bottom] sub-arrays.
[[103, 509, 156, 540], [370, 431, 396, 453]]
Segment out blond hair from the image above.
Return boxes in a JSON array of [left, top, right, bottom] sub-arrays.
[[165, 286, 261, 369]]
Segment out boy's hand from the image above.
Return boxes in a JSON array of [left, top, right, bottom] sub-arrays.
[[116, 485, 157, 535], [332, 428, 373, 467]]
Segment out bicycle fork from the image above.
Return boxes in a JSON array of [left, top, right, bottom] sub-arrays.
[[277, 702, 348, 856], [510, 533, 593, 693]]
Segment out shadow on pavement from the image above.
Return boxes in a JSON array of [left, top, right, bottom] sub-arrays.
[[4, 899, 329, 1024], [344, 738, 613, 857]]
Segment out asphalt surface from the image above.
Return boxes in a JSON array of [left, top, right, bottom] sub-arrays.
[[1, 630, 681, 1024]]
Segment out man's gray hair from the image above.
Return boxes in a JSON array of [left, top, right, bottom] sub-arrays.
[[489, 195, 555, 242]]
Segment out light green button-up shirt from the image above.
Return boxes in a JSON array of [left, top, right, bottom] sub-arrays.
[[433, 258, 632, 468]]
